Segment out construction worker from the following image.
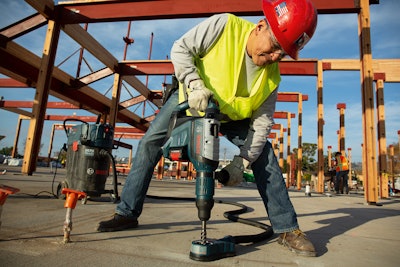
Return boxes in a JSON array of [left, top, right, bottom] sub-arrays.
[[98, 0, 318, 257], [334, 152, 350, 194]]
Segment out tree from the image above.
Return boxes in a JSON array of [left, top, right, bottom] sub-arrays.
[[0, 146, 13, 156], [293, 143, 318, 173]]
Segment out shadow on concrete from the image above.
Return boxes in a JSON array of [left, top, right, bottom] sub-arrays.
[[299, 206, 400, 256]]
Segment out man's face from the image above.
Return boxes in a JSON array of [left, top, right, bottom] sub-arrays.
[[249, 20, 286, 67]]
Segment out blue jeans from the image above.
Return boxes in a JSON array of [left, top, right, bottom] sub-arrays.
[[116, 90, 299, 233]]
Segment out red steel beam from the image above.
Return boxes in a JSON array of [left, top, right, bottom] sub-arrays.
[[112, 126, 145, 134], [114, 133, 144, 140], [0, 78, 29, 88], [22, 113, 291, 124], [274, 112, 295, 119], [0, 100, 80, 109], [1, 90, 307, 110], [52, 123, 145, 134], [122, 60, 318, 76], [277, 93, 308, 102], [57, 0, 361, 24], [272, 124, 282, 130], [279, 60, 318, 76], [52, 124, 140, 146], [373, 72, 386, 81], [44, 115, 99, 122]]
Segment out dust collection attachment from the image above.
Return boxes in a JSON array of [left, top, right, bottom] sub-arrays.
[[57, 115, 119, 203]]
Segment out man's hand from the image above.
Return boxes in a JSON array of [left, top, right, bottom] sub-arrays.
[[188, 79, 213, 111], [221, 156, 250, 186]]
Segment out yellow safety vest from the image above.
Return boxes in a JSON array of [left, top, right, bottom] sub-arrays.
[[179, 14, 281, 120]]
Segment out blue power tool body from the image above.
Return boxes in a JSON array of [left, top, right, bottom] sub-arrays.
[[162, 100, 236, 261]]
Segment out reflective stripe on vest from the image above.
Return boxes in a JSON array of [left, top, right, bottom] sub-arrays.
[[336, 156, 349, 171]]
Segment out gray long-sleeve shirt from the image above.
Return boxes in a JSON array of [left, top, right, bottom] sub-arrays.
[[170, 13, 278, 164]]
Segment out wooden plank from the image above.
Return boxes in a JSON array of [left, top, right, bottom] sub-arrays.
[[376, 79, 388, 198], [322, 59, 400, 82], [0, 13, 47, 39], [359, 0, 378, 203], [22, 19, 60, 175], [78, 67, 113, 84], [109, 73, 122, 129], [372, 60, 400, 83], [0, 107, 33, 118], [317, 61, 325, 193]]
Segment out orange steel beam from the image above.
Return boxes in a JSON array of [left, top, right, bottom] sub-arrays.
[[57, 0, 362, 25]]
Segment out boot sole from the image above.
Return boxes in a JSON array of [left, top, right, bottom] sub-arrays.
[[278, 238, 317, 257], [97, 222, 138, 232]]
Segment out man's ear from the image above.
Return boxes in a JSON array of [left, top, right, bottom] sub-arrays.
[[257, 19, 267, 31]]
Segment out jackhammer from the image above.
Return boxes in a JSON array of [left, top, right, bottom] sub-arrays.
[[162, 99, 236, 261]]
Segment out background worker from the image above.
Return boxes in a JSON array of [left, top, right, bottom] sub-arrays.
[[327, 156, 337, 192], [335, 152, 350, 194], [98, 0, 318, 257]]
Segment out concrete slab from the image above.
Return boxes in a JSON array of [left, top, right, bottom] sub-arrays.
[[0, 166, 399, 267]]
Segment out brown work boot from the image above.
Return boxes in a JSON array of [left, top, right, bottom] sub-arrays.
[[97, 214, 138, 232], [278, 229, 316, 257]]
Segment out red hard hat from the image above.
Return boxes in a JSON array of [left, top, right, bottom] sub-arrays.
[[262, 0, 318, 59]]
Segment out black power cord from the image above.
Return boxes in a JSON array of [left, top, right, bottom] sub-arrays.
[[146, 194, 273, 245]]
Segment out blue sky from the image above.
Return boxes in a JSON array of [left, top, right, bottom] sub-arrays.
[[0, 0, 399, 163]]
